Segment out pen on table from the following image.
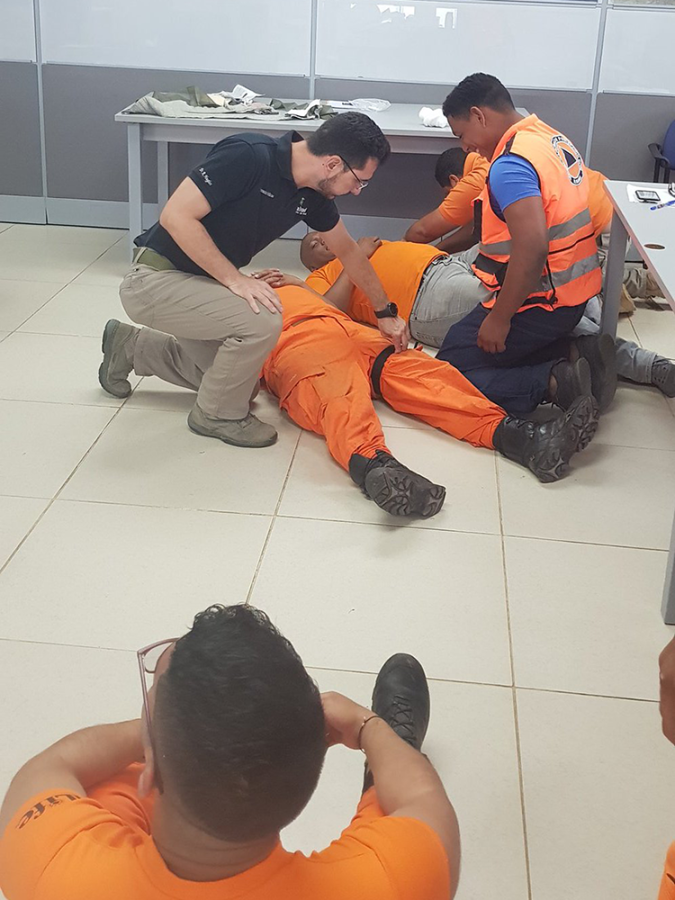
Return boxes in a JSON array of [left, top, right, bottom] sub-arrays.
[[650, 199, 675, 211]]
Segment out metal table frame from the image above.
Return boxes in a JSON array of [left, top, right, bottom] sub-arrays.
[[600, 180, 675, 622], [114, 103, 529, 249]]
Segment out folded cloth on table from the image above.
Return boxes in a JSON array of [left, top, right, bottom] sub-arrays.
[[419, 107, 449, 128], [121, 88, 336, 121]]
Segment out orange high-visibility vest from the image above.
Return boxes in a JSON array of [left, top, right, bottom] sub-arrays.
[[472, 115, 602, 313]]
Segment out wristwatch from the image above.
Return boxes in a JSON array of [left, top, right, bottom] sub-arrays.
[[374, 302, 399, 319]]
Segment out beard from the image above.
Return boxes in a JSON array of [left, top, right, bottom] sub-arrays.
[[316, 173, 341, 200]]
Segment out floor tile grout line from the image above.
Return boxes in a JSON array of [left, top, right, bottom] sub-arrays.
[[495, 453, 534, 900], [0, 634, 663, 704], [0, 402, 129, 580], [244, 431, 303, 606]]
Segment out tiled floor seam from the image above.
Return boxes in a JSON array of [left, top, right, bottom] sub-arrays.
[[0, 394, 134, 579], [496, 452, 534, 900], [244, 430, 303, 605]]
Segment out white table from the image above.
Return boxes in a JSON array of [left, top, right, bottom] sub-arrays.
[[600, 180, 675, 622], [114, 102, 528, 247]]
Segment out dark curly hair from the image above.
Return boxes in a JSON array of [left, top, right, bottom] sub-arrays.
[[307, 111, 391, 168], [154, 605, 326, 841], [443, 73, 515, 120]]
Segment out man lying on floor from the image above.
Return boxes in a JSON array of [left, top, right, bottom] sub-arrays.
[[253, 282, 597, 517], [404, 146, 675, 399], [101, 282, 598, 519]]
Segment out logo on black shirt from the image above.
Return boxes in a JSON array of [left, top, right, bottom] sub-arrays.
[[197, 167, 213, 187], [260, 189, 275, 198], [296, 197, 308, 216]]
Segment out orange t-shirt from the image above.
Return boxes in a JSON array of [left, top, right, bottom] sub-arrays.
[[659, 842, 675, 898], [305, 240, 443, 327], [0, 765, 450, 900], [437, 151, 490, 228]]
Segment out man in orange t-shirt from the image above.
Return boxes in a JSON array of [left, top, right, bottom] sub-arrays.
[[297, 233, 488, 348], [0, 605, 459, 900], [405, 148, 490, 249]]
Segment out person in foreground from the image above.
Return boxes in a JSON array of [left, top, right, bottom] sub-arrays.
[[98, 112, 409, 448], [0, 605, 459, 900], [657, 634, 675, 897]]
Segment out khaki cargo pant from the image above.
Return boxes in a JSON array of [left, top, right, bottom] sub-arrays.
[[119, 264, 282, 419]]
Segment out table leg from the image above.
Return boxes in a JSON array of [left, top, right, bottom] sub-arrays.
[[663, 511, 675, 624], [600, 212, 629, 339], [157, 141, 169, 212], [127, 123, 142, 258]]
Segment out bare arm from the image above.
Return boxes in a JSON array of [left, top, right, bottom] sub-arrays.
[[405, 208, 452, 244], [320, 220, 409, 352], [477, 196, 548, 353], [159, 179, 282, 314], [323, 692, 460, 898], [436, 223, 477, 255], [0, 720, 143, 834]]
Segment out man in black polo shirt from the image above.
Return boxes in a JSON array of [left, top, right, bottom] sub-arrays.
[[98, 113, 407, 448]]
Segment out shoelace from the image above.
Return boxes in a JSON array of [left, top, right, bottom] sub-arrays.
[[384, 694, 418, 744]]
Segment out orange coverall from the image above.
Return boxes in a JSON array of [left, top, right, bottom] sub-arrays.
[[262, 285, 506, 471]]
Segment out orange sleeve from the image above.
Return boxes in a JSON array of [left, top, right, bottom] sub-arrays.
[[318, 789, 451, 900], [0, 788, 132, 899], [658, 842, 675, 899], [438, 157, 488, 227], [305, 269, 332, 296], [87, 763, 153, 832]]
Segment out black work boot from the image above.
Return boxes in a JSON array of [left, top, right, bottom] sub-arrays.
[[493, 395, 599, 483], [570, 333, 617, 412], [349, 450, 446, 519], [548, 358, 592, 410], [363, 653, 431, 793]]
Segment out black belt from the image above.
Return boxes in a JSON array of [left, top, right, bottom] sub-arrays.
[[370, 345, 396, 396]]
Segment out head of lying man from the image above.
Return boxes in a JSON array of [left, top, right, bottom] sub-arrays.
[[300, 231, 337, 271], [434, 147, 468, 197], [138, 604, 326, 876]]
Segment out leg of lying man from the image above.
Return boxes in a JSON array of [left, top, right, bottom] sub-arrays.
[[265, 318, 445, 518]]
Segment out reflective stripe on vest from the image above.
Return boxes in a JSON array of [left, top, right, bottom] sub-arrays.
[[479, 208, 593, 258]]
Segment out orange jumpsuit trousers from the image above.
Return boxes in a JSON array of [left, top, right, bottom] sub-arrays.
[[262, 313, 506, 472]]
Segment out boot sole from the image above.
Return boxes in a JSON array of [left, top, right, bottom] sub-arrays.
[[570, 394, 600, 452], [590, 333, 617, 413], [365, 469, 446, 518], [528, 396, 598, 483], [98, 319, 131, 398], [187, 417, 278, 449]]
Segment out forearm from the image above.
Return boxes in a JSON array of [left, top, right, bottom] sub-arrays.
[[437, 224, 476, 255], [339, 247, 388, 311], [324, 270, 354, 311], [491, 242, 547, 322], [404, 221, 434, 243], [37, 720, 143, 791], [161, 215, 240, 287], [361, 717, 446, 813]]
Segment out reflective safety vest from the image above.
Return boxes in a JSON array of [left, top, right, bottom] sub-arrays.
[[472, 115, 602, 313]]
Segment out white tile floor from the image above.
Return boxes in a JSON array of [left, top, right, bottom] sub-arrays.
[[1, 223, 675, 900]]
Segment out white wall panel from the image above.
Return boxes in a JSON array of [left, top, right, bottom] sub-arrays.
[[599, 8, 675, 95], [38, 0, 312, 75], [317, 0, 600, 91], [0, 0, 36, 62]]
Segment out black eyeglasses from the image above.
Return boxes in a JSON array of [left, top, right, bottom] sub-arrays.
[[339, 156, 369, 191]]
